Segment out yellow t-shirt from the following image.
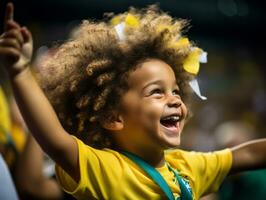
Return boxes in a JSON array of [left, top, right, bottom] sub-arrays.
[[0, 87, 26, 167], [0, 87, 10, 144], [56, 137, 232, 200]]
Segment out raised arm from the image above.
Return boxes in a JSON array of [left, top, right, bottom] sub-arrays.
[[230, 138, 266, 174], [0, 3, 79, 181]]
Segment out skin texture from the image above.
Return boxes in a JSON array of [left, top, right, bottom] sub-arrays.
[[0, 2, 266, 190], [110, 59, 187, 167]]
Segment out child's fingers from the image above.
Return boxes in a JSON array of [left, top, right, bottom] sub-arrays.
[[5, 20, 21, 31], [1, 29, 24, 47], [4, 3, 14, 31], [0, 38, 21, 50], [21, 27, 32, 44], [0, 47, 20, 62]]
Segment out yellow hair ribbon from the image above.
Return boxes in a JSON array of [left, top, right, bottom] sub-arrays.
[[112, 14, 139, 41], [110, 16, 122, 26], [168, 37, 190, 49], [125, 14, 140, 27], [183, 48, 202, 75]]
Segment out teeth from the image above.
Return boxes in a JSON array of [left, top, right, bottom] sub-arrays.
[[163, 115, 180, 121]]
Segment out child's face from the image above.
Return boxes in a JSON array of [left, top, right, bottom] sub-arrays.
[[119, 59, 187, 149]]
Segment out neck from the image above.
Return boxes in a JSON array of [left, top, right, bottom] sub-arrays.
[[112, 131, 166, 167], [117, 145, 166, 168]]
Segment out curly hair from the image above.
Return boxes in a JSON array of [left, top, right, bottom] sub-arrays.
[[36, 5, 198, 149]]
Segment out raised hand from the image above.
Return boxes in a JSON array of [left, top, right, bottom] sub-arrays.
[[0, 3, 33, 76], [0, 3, 79, 184]]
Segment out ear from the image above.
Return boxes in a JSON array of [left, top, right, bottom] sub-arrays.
[[102, 113, 124, 131]]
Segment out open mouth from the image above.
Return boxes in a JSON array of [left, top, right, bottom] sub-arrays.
[[160, 114, 181, 128]]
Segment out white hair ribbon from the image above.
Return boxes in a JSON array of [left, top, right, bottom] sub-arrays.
[[189, 79, 207, 100], [114, 22, 126, 41], [114, 21, 208, 100], [199, 51, 208, 63]]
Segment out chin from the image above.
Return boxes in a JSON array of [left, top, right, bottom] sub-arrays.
[[168, 140, 181, 148], [162, 137, 181, 149], [157, 125, 182, 149]]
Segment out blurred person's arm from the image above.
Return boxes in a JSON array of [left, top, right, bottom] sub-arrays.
[[0, 3, 79, 181], [15, 134, 63, 200], [230, 139, 266, 174]]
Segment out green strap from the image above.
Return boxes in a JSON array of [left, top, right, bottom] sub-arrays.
[[122, 151, 175, 200], [167, 164, 193, 200]]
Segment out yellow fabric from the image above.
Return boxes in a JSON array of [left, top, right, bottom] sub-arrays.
[[56, 137, 232, 200], [168, 38, 190, 50], [0, 87, 26, 167], [110, 16, 122, 25], [183, 48, 202, 75], [4, 124, 26, 167], [125, 14, 140, 27], [0, 87, 10, 144], [10, 124, 26, 153], [110, 14, 139, 27]]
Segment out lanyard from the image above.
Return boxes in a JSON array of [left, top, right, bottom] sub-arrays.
[[122, 151, 193, 200], [167, 163, 193, 200]]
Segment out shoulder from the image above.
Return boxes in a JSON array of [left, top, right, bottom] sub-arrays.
[[166, 148, 232, 161], [73, 136, 123, 161], [165, 148, 233, 198], [165, 148, 232, 174]]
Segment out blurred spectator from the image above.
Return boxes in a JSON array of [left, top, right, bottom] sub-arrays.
[[15, 134, 64, 200], [214, 121, 266, 200], [0, 86, 19, 200], [0, 86, 19, 168], [0, 85, 71, 199]]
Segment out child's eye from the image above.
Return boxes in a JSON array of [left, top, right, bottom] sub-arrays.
[[172, 89, 180, 96], [150, 89, 163, 96]]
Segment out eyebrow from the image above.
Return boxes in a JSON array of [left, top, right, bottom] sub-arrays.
[[142, 80, 163, 92], [142, 80, 179, 92]]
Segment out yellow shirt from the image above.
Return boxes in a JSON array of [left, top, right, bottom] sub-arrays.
[[0, 87, 26, 167], [56, 137, 232, 200], [0, 87, 10, 144]]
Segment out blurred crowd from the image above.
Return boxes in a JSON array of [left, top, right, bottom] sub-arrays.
[[181, 45, 266, 200], [0, 81, 75, 199]]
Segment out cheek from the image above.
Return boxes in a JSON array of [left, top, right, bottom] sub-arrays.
[[141, 100, 164, 120], [120, 90, 165, 126], [181, 103, 188, 118], [122, 98, 163, 124]]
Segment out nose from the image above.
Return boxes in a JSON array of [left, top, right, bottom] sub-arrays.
[[166, 94, 182, 108]]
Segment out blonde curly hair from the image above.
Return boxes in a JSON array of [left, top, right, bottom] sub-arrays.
[[36, 5, 197, 149]]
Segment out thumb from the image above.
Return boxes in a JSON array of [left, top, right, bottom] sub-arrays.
[[21, 27, 33, 44]]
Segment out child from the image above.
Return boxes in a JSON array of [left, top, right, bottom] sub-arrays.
[[1, 2, 266, 200]]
